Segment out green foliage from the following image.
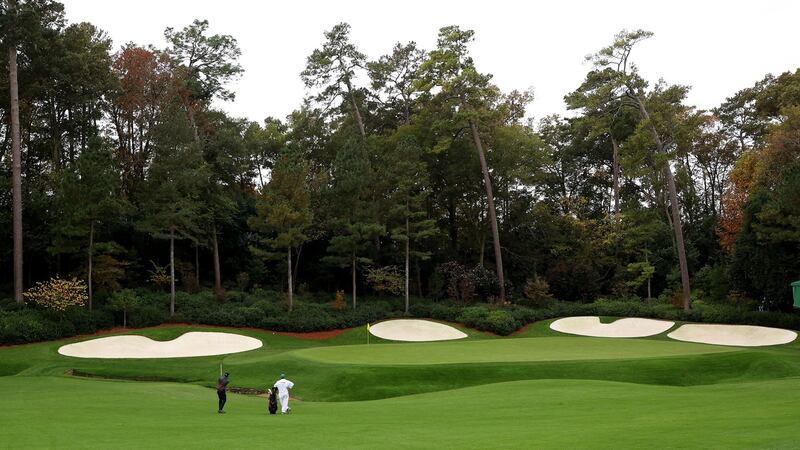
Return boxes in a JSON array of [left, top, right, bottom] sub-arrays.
[[729, 107, 800, 309], [437, 262, 477, 303], [91, 243, 129, 295], [235, 272, 251, 292], [457, 306, 517, 335], [365, 266, 404, 295], [625, 261, 655, 290], [249, 150, 313, 252], [3, 8, 800, 323], [164, 19, 242, 103], [108, 289, 140, 327], [521, 277, 554, 306], [136, 107, 209, 242], [301, 22, 368, 138], [108, 289, 140, 311], [325, 222, 385, 268]]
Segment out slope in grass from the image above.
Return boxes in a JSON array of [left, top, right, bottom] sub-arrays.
[[1, 376, 799, 449]]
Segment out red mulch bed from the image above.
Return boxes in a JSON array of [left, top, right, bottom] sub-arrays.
[[270, 328, 351, 340], [510, 323, 532, 336]]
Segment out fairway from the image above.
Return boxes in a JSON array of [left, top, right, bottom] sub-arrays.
[[2, 375, 800, 449], [1, 323, 800, 447], [293, 336, 739, 365], [3, 2, 799, 447]]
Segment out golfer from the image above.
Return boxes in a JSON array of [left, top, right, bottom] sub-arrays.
[[217, 372, 230, 414], [273, 374, 294, 414]]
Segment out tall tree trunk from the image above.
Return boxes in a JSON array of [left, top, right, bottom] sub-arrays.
[[186, 103, 201, 145], [404, 211, 410, 314], [611, 136, 621, 214], [212, 222, 223, 298], [293, 243, 302, 289], [195, 243, 200, 288], [9, 45, 23, 303], [646, 252, 652, 301], [169, 228, 176, 316], [88, 220, 94, 310], [415, 260, 423, 297], [186, 100, 213, 297], [352, 252, 357, 309], [467, 116, 506, 302], [636, 99, 691, 310], [447, 195, 457, 253], [287, 246, 293, 312], [123, 309, 127, 328], [663, 167, 692, 310], [345, 80, 366, 139], [478, 226, 486, 267]]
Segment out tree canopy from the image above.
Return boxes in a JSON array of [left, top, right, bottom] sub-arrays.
[[2, 7, 799, 315]]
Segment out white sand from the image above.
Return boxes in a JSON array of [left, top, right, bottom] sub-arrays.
[[368, 319, 468, 342], [550, 316, 675, 338], [58, 331, 263, 359], [667, 324, 797, 347]]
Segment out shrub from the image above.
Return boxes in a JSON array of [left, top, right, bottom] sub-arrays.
[[0, 310, 59, 344], [108, 289, 141, 327], [521, 277, 554, 307], [236, 272, 251, 292], [332, 290, 346, 311], [456, 306, 490, 326], [456, 306, 519, 335], [365, 266, 404, 295], [24, 278, 88, 312], [93, 253, 128, 295], [484, 310, 518, 335], [409, 302, 461, 322], [176, 260, 199, 293], [129, 304, 168, 328], [470, 265, 499, 299], [148, 261, 171, 291], [4, 288, 800, 346], [438, 262, 476, 304]]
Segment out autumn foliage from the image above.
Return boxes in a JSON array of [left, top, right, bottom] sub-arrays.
[[717, 152, 758, 253], [24, 278, 88, 312]]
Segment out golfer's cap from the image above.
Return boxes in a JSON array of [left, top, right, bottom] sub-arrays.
[[280, 373, 285, 378], [224, 372, 230, 377]]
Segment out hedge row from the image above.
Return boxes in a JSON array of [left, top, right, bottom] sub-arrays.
[[2, 291, 799, 345], [409, 299, 800, 336]]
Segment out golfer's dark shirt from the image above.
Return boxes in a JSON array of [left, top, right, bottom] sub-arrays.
[[217, 377, 229, 392]]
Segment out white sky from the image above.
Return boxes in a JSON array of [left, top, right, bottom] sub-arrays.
[[62, 0, 800, 125]]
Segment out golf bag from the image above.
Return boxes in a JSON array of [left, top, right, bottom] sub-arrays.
[[268, 388, 278, 414]]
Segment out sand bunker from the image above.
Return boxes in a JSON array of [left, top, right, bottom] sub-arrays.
[[668, 324, 797, 347], [58, 331, 263, 359], [550, 316, 675, 338], [368, 319, 467, 342]]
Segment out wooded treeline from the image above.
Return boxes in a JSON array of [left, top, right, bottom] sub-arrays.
[[2, 1, 799, 312]]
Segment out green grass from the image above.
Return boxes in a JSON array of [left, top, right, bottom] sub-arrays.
[[1, 320, 800, 447], [292, 337, 737, 365], [2, 375, 799, 449]]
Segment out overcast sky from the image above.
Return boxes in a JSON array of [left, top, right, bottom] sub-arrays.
[[62, 0, 800, 125]]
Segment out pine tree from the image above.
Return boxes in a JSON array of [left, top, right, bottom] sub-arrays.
[[249, 150, 313, 312]]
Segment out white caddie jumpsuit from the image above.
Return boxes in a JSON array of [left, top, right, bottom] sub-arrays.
[[273, 378, 294, 413]]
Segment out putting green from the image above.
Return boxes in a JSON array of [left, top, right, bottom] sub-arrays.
[[1, 376, 798, 449], [293, 336, 738, 365]]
